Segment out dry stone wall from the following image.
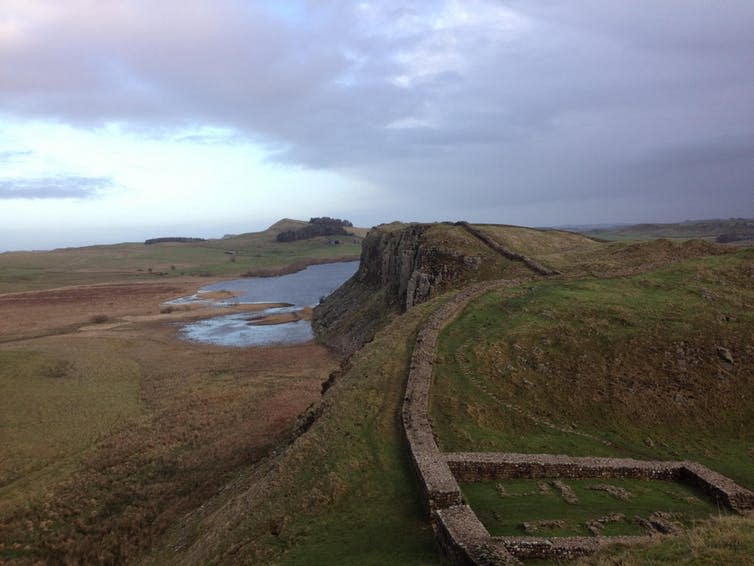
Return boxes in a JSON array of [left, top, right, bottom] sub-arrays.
[[401, 277, 754, 564], [457, 222, 560, 276]]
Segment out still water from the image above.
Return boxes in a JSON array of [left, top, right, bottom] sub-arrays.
[[175, 261, 358, 347]]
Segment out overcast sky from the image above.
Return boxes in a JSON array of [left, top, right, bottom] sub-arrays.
[[1, 1, 753, 250]]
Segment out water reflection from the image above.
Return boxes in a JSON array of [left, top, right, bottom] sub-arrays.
[[175, 261, 358, 347]]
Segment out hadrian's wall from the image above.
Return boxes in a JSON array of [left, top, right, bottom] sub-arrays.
[[457, 222, 560, 276], [401, 278, 754, 564]]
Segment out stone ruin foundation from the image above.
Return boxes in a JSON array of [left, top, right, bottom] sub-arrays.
[[402, 279, 754, 564]]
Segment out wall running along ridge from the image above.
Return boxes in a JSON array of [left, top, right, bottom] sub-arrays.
[[401, 280, 754, 564], [457, 222, 561, 276]]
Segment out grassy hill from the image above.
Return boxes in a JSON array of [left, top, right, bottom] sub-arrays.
[[581, 218, 754, 242], [136, 222, 752, 564], [431, 248, 754, 487], [2, 220, 752, 564], [0, 219, 364, 294]]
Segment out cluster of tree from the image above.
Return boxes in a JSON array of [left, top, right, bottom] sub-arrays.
[[144, 237, 206, 245], [276, 217, 353, 242], [716, 232, 752, 243]]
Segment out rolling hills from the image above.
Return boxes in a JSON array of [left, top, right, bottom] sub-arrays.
[[2, 219, 752, 564], [136, 221, 752, 564]]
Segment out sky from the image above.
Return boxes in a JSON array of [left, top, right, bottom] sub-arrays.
[[1, 0, 753, 251]]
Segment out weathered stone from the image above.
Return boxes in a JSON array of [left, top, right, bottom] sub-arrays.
[[587, 484, 633, 501], [551, 480, 579, 504], [717, 346, 734, 366]]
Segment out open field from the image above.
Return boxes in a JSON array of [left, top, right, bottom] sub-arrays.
[[0, 220, 363, 294], [0, 232, 346, 564]]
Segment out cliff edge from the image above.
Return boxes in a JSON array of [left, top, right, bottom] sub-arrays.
[[312, 222, 526, 357]]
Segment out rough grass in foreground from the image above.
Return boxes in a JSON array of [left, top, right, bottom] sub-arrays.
[[0, 332, 332, 564], [431, 249, 754, 489], [0, 348, 143, 515], [579, 514, 754, 566], [144, 300, 447, 565]]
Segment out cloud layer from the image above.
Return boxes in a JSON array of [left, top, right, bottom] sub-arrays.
[[0, 176, 112, 199], [1, 0, 752, 224]]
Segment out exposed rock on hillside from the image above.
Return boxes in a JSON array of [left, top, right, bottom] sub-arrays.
[[313, 222, 520, 357]]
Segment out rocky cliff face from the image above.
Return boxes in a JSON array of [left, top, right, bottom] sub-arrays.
[[313, 222, 515, 357]]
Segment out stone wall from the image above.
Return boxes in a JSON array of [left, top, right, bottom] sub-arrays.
[[444, 452, 754, 514], [400, 275, 754, 564], [402, 280, 524, 515], [457, 222, 560, 276]]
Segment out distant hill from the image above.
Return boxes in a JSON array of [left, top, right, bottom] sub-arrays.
[[0, 219, 366, 294], [580, 218, 754, 242]]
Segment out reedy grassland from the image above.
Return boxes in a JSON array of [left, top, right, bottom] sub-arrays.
[[143, 299, 446, 565], [0, 220, 362, 563], [0, 331, 336, 563]]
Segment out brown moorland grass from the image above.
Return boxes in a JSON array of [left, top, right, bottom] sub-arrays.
[[0, 279, 205, 340], [0, 278, 338, 564], [140, 300, 445, 565]]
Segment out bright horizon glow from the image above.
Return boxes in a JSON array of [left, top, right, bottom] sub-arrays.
[[1, 1, 753, 251], [0, 118, 378, 251]]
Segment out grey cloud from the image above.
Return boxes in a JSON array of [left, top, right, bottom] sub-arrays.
[[0, 176, 113, 199], [0, 150, 32, 163], [1, 1, 753, 224]]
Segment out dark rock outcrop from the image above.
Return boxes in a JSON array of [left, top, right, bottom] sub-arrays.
[[313, 222, 513, 357]]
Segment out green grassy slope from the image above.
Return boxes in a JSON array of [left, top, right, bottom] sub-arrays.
[[0, 220, 363, 293], [431, 248, 754, 489], [144, 299, 448, 565]]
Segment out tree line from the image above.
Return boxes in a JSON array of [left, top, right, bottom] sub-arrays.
[[276, 217, 354, 242]]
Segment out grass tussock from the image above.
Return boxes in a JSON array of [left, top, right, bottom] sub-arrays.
[[579, 514, 754, 565]]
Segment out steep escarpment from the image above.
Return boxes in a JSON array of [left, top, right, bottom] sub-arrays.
[[313, 222, 524, 357]]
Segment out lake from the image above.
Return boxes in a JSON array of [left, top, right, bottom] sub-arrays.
[[174, 261, 358, 347]]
